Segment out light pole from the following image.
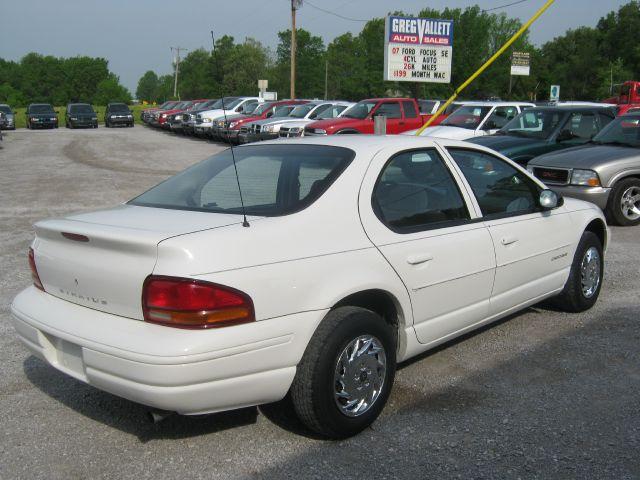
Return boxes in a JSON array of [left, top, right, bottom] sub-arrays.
[[290, 0, 302, 99], [170, 46, 188, 99]]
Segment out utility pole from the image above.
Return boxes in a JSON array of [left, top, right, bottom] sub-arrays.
[[291, 0, 302, 99], [170, 46, 188, 99], [324, 60, 328, 100]]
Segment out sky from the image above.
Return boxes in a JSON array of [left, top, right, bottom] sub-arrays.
[[0, 0, 630, 95]]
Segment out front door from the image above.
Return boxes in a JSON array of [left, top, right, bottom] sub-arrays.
[[359, 147, 496, 347], [446, 148, 575, 315]]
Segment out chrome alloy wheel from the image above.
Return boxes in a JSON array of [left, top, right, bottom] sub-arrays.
[[620, 186, 640, 221], [581, 246, 601, 299], [334, 335, 387, 417]]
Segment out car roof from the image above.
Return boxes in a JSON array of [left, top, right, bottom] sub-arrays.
[[241, 133, 486, 153], [526, 105, 616, 112], [452, 101, 535, 107]]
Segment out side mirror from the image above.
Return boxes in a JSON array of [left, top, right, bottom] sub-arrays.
[[539, 189, 564, 210], [556, 129, 574, 142]]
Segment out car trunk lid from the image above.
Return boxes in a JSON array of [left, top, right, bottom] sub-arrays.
[[32, 204, 248, 320]]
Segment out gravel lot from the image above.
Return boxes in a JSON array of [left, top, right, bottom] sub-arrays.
[[0, 126, 638, 479]]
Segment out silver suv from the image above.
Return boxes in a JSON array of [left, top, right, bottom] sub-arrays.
[[528, 112, 640, 226]]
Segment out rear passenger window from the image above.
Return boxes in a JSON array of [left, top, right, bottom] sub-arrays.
[[448, 149, 540, 218], [402, 101, 418, 118], [373, 149, 469, 233], [375, 102, 402, 119]]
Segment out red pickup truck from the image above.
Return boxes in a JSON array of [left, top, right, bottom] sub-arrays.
[[304, 98, 440, 136], [603, 81, 640, 115]]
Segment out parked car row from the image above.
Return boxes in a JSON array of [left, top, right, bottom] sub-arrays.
[[0, 102, 135, 130]]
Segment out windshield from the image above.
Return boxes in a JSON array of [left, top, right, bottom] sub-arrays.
[[69, 104, 95, 114], [129, 145, 355, 216], [441, 106, 491, 129], [318, 105, 347, 119], [344, 101, 378, 119], [218, 97, 240, 109], [253, 103, 274, 115], [0, 105, 11, 114], [273, 105, 294, 117], [290, 105, 315, 118], [498, 109, 565, 139], [592, 114, 640, 148], [29, 104, 55, 114], [109, 103, 130, 112], [419, 100, 437, 114]]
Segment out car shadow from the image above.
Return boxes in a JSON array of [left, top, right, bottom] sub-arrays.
[[22, 356, 258, 443]]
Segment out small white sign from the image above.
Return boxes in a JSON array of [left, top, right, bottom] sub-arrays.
[[550, 85, 560, 102], [263, 91, 277, 101]]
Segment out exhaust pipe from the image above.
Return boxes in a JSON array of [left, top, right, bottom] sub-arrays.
[[147, 409, 174, 424]]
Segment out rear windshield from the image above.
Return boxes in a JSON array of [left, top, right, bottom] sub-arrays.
[[441, 106, 491, 129], [29, 104, 55, 114], [0, 105, 11, 114], [69, 104, 94, 114], [129, 145, 355, 216]]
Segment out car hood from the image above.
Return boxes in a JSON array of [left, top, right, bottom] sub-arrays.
[[529, 144, 640, 169], [415, 125, 478, 140], [250, 116, 294, 127], [200, 108, 236, 119], [69, 112, 96, 117], [470, 134, 543, 151], [29, 112, 57, 118], [279, 119, 313, 129]]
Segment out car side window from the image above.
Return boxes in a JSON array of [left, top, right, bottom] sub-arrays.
[[448, 148, 541, 218], [373, 149, 470, 233], [402, 101, 418, 118], [485, 106, 518, 130], [375, 102, 402, 119], [562, 112, 598, 140]]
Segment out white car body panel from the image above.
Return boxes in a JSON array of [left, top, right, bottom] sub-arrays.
[[11, 136, 608, 416], [407, 102, 535, 139]]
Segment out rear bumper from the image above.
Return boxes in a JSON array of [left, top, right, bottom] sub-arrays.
[[551, 185, 611, 210], [11, 286, 326, 415]]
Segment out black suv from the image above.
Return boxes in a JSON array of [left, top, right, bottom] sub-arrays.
[[66, 103, 98, 129], [105, 103, 134, 127], [26, 104, 58, 129]]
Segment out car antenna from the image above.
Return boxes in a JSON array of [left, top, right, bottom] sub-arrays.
[[221, 96, 250, 227]]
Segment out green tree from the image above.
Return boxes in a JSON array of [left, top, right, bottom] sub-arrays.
[[136, 70, 160, 102], [94, 74, 132, 105], [273, 29, 326, 98], [222, 39, 269, 96]]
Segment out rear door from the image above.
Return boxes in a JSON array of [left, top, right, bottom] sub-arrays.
[[446, 147, 575, 315], [359, 146, 496, 346]]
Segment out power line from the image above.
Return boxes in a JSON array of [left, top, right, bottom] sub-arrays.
[[303, 0, 368, 22], [482, 0, 530, 12]]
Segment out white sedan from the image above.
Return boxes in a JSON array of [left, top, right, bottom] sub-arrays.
[[406, 102, 535, 140], [12, 136, 607, 438]]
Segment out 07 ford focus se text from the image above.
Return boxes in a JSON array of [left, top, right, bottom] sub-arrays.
[[11, 136, 607, 438]]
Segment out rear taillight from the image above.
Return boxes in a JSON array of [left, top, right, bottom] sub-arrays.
[[142, 276, 255, 329], [28, 247, 44, 291]]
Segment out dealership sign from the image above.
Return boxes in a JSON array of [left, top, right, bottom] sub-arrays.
[[383, 15, 453, 83], [511, 51, 531, 76]]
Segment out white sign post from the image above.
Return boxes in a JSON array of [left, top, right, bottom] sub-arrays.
[[550, 85, 560, 103], [383, 16, 453, 84]]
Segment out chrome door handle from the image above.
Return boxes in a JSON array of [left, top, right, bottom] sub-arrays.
[[407, 254, 434, 265], [501, 236, 519, 246]]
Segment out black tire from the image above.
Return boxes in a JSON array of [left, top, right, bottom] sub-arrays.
[[290, 306, 396, 439], [606, 178, 640, 226], [553, 231, 603, 312]]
